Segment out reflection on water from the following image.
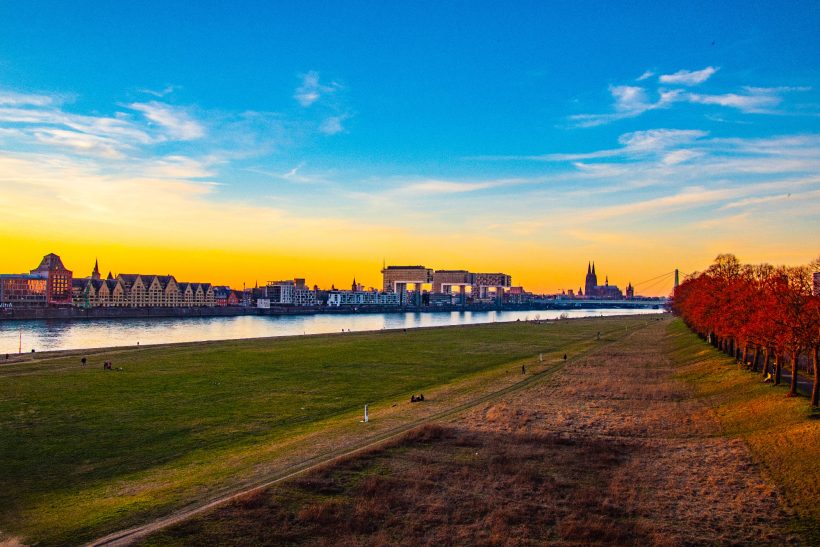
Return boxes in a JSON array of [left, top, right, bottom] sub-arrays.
[[0, 309, 663, 353]]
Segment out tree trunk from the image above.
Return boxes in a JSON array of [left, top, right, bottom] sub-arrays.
[[742, 343, 748, 366], [774, 352, 782, 385], [788, 350, 799, 397], [762, 347, 770, 378], [811, 346, 819, 407], [751, 345, 760, 373]]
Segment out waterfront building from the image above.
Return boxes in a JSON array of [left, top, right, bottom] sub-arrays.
[[213, 286, 240, 306], [31, 253, 73, 305], [626, 282, 635, 299], [0, 273, 48, 307], [326, 289, 401, 307], [0, 253, 72, 307], [115, 274, 213, 307], [432, 270, 473, 293], [471, 272, 512, 301], [428, 292, 455, 306], [507, 287, 533, 303], [381, 265, 433, 292], [265, 278, 317, 306]]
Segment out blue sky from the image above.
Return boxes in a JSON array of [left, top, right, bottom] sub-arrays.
[[0, 1, 818, 293]]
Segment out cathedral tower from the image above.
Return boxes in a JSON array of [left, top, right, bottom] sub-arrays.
[[584, 262, 598, 297]]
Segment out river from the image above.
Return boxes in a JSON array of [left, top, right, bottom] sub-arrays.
[[0, 308, 664, 354]]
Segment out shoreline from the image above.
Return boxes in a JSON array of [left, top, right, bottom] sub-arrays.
[[0, 311, 666, 364], [0, 300, 665, 322]]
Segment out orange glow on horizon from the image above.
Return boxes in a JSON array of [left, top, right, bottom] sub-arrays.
[[3, 231, 815, 298]]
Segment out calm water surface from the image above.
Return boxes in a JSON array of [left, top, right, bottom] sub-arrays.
[[0, 308, 664, 353]]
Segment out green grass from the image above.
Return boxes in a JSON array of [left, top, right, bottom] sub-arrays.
[[669, 319, 820, 544], [0, 316, 653, 545]]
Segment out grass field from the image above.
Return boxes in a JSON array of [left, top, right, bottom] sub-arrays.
[[670, 321, 820, 544], [0, 316, 654, 545]]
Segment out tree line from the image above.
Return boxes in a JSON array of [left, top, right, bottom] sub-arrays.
[[672, 254, 820, 406]]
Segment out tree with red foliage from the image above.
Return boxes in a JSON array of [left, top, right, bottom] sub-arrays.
[[673, 255, 820, 406]]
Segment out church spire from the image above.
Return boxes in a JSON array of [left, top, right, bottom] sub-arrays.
[[91, 258, 101, 280], [587, 262, 591, 274], [592, 262, 596, 275]]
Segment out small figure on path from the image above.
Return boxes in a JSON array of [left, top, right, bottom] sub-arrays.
[[81, 357, 87, 366], [522, 364, 526, 374], [563, 353, 567, 361], [411, 395, 417, 402], [597, 331, 601, 340], [419, 394, 424, 401]]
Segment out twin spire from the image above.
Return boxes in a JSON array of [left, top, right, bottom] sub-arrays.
[[586, 261, 596, 275]]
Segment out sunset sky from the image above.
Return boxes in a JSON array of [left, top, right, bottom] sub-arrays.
[[1, 2, 818, 295]]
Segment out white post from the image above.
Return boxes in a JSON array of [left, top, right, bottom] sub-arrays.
[[364, 404, 369, 423]]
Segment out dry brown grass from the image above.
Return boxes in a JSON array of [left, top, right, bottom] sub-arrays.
[[144, 319, 805, 546]]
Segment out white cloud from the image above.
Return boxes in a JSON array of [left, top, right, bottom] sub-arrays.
[[138, 85, 178, 98], [659, 66, 719, 86], [617, 129, 707, 152], [294, 71, 339, 107], [636, 70, 655, 81], [684, 91, 781, 113], [611, 85, 650, 112], [128, 101, 206, 140], [397, 180, 499, 195], [319, 115, 347, 135], [662, 149, 701, 165], [0, 90, 55, 107], [569, 67, 806, 126], [32, 128, 126, 159], [570, 85, 682, 127]]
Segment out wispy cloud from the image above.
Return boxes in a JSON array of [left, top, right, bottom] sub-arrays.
[[617, 128, 707, 152], [684, 91, 781, 113], [570, 66, 809, 126], [31, 128, 127, 159], [636, 70, 655, 81], [0, 89, 56, 107], [319, 114, 347, 135], [659, 66, 718, 86], [474, 128, 708, 162], [128, 101, 206, 140], [138, 85, 179, 98], [294, 71, 339, 107], [570, 86, 681, 127]]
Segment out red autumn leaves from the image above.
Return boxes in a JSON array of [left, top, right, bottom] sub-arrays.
[[672, 254, 820, 406]]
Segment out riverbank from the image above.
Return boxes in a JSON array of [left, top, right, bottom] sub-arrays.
[[0, 308, 664, 355], [0, 300, 665, 321], [1, 315, 657, 545]]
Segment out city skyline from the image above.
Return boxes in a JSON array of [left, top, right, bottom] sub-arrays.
[[1, 2, 819, 295]]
